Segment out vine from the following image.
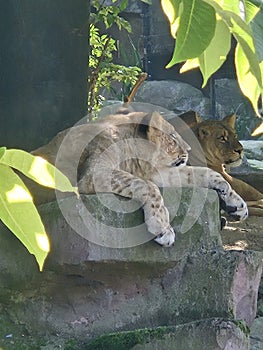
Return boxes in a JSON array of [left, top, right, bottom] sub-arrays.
[[88, 0, 142, 117]]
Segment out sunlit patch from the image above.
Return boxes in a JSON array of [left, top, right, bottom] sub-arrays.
[[252, 121, 263, 136], [36, 232, 50, 252], [6, 184, 32, 203], [161, 0, 175, 25], [223, 240, 248, 251], [180, 58, 199, 73], [29, 156, 55, 187], [161, 0, 180, 38]]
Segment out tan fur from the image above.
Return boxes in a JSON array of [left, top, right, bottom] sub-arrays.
[[32, 109, 248, 246], [178, 112, 263, 216]]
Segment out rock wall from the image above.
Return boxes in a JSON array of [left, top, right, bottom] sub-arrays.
[[0, 188, 262, 349], [134, 79, 259, 139], [0, 1, 89, 151]]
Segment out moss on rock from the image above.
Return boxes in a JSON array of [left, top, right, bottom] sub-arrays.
[[86, 318, 250, 350], [86, 326, 173, 350]]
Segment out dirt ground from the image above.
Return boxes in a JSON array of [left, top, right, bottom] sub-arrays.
[[221, 216, 263, 252]]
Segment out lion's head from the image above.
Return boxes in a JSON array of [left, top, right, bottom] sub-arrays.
[[144, 111, 191, 168], [193, 114, 243, 170]]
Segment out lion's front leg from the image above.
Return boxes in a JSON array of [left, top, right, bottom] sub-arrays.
[[152, 166, 248, 221], [79, 169, 175, 246]]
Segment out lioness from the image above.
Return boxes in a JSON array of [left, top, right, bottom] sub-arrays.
[[33, 108, 248, 246], [177, 111, 263, 216]]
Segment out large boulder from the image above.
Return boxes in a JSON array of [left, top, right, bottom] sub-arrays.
[[40, 188, 221, 266], [135, 80, 211, 116], [0, 188, 262, 349]]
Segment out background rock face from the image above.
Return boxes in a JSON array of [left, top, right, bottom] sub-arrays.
[[0, 189, 262, 349], [135, 80, 211, 116], [241, 140, 263, 165], [133, 79, 261, 140]]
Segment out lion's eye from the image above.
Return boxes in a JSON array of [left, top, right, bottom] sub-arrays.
[[219, 135, 227, 142]]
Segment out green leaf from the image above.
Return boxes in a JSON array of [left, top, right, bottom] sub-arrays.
[[199, 19, 231, 87], [244, 0, 260, 22], [161, 0, 182, 38], [0, 164, 49, 271], [166, 0, 216, 66], [0, 149, 78, 195], [204, 0, 262, 87], [180, 58, 200, 73], [231, 14, 262, 87], [247, 0, 263, 7], [140, 0, 152, 3], [251, 8, 263, 61], [119, 0, 128, 11], [0, 147, 6, 160], [218, 0, 240, 14], [235, 43, 262, 113]]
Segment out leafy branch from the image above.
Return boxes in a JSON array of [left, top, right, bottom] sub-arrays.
[[88, 0, 142, 115], [161, 0, 263, 134]]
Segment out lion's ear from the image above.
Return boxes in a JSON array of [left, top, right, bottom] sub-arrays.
[[223, 114, 236, 129], [138, 111, 164, 140], [149, 111, 164, 130], [146, 111, 164, 139], [141, 111, 164, 142], [177, 110, 202, 128], [197, 125, 211, 140]]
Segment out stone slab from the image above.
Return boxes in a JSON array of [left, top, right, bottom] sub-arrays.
[[39, 188, 222, 268], [0, 187, 221, 287], [0, 188, 261, 345], [87, 318, 250, 350], [0, 250, 261, 343]]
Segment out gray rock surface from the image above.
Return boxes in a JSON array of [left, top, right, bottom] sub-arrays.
[[135, 80, 211, 116], [133, 78, 260, 141], [88, 318, 250, 350], [0, 189, 262, 348], [223, 140, 263, 191], [214, 79, 259, 139], [241, 141, 263, 169], [40, 188, 221, 266], [250, 317, 263, 350], [0, 248, 261, 345]]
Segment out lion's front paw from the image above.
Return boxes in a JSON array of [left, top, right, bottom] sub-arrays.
[[229, 203, 248, 221], [220, 196, 248, 221], [154, 226, 175, 247]]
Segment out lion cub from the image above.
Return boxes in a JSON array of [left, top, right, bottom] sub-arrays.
[[33, 108, 248, 246]]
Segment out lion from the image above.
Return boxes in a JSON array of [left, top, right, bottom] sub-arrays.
[[176, 111, 263, 216], [32, 107, 248, 246]]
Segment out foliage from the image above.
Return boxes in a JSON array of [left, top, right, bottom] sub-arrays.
[[90, 0, 131, 30], [88, 0, 142, 115], [161, 0, 263, 134], [0, 147, 78, 271]]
